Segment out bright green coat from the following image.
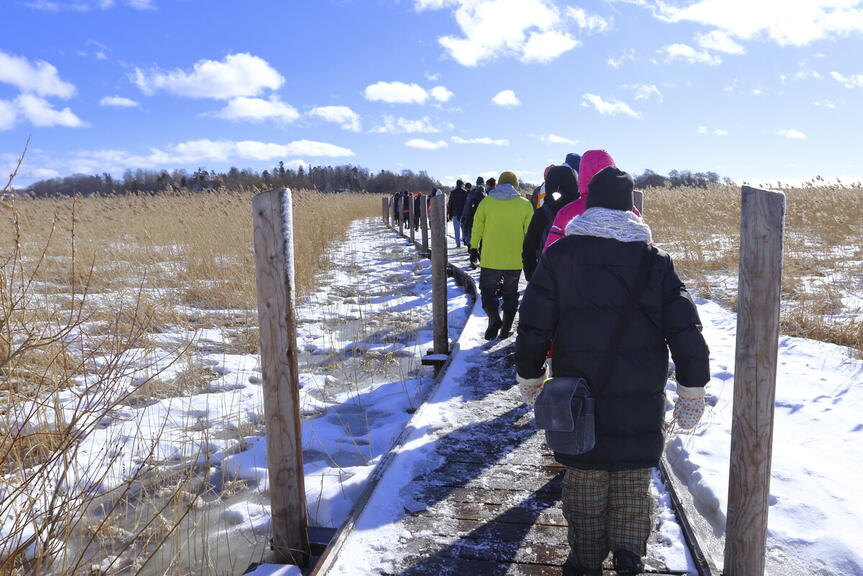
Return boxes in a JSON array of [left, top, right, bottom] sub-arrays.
[[470, 184, 533, 271]]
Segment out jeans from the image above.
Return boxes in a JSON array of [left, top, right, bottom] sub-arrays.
[[452, 217, 463, 247], [479, 268, 520, 324]]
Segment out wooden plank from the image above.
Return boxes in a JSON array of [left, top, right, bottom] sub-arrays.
[[252, 188, 310, 565], [429, 194, 448, 355], [724, 186, 785, 576]]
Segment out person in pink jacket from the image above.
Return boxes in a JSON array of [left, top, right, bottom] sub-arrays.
[[543, 149, 616, 251]]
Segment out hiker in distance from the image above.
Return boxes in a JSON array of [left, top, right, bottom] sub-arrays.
[[469, 171, 533, 340], [515, 167, 710, 576], [447, 179, 469, 248], [462, 175, 488, 249]]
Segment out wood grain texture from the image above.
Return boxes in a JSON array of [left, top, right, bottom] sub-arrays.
[[420, 196, 430, 253], [429, 194, 448, 355], [252, 188, 310, 565], [724, 186, 785, 576]]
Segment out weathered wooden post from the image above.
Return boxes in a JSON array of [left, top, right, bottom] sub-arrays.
[[397, 195, 404, 237], [724, 186, 785, 576], [420, 195, 430, 255], [381, 196, 387, 226], [429, 194, 448, 355], [408, 194, 416, 245], [633, 189, 644, 214], [252, 188, 310, 566]]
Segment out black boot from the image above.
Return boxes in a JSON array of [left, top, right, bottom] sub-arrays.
[[499, 311, 516, 338], [612, 549, 644, 575], [562, 555, 601, 576], [484, 315, 501, 340]]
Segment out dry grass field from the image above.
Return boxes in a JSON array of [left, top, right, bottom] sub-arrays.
[[647, 182, 863, 351], [0, 180, 860, 574]]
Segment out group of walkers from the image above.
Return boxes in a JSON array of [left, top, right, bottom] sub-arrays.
[[431, 151, 711, 575]]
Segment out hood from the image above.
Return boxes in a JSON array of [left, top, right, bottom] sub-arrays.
[[577, 149, 616, 199], [489, 183, 521, 200], [564, 207, 652, 244]]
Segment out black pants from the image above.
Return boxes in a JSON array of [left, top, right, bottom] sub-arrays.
[[479, 268, 520, 323]]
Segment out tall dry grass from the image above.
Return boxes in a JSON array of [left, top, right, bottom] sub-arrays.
[[646, 182, 863, 350], [0, 185, 382, 574]]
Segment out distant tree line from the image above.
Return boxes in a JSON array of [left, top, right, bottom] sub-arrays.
[[23, 162, 729, 197], [24, 162, 441, 197]]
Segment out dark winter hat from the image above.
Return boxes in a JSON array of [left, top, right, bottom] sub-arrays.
[[564, 153, 581, 172], [456, 179, 464, 187], [586, 166, 634, 211], [476, 176, 485, 185], [486, 177, 496, 188], [545, 165, 579, 202], [498, 171, 518, 187]]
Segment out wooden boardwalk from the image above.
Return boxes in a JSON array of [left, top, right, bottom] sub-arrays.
[[313, 229, 694, 576]]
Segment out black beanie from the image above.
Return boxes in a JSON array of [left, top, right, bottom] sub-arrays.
[[545, 165, 579, 203], [586, 166, 634, 211]]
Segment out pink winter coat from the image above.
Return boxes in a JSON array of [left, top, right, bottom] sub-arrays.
[[543, 149, 616, 251]]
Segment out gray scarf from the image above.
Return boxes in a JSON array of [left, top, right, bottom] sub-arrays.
[[564, 207, 652, 243]]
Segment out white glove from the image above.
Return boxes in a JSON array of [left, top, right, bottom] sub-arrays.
[[517, 373, 545, 405], [674, 385, 705, 429]]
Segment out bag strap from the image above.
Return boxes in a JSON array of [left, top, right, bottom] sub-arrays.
[[592, 244, 656, 397]]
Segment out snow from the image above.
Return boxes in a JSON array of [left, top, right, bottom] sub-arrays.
[[4, 216, 862, 575]]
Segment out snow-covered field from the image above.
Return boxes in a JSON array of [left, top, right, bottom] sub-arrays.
[[3, 215, 861, 575]]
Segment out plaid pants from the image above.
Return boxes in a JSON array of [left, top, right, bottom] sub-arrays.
[[561, 467, 652, 568]]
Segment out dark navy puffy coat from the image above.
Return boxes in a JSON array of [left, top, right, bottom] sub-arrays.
[[516, 235, 710, 470]]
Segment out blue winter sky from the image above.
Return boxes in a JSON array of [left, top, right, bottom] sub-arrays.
[[2, 0, 862, 187]]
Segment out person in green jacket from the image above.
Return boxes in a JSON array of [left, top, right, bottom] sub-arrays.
[[469, 170, 533, 340]]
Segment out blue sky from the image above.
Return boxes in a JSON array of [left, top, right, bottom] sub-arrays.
[[2, 0, 862, 187]]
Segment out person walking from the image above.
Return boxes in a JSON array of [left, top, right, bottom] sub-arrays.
[[544, 150, 615, 250], [447, 179, 469, 248], [461, 176, 486, 248], [522, 165, 578, 281], [515, 166, 710, 576], [469, 171, 533, 340]]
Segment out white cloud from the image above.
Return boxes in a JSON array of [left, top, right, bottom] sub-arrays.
[[581, 94, 640, 118], [492, 89, 520, 107], [697, 126, 708, 134], [99, 95, 139, 108], [522, 30, 580, 64], [15, 94, 86, 127], [364, 81, 429, 104], [714, 128, 728, 136], [778, 128, 807, 139], [655, 0, 863, 47], [422, 0, 578, 67], [567, 6, 612, 34], [607, 48, 637, 69], [371, 116, 442, 134], [430, 85, 454, 102], [830, 71, 863, 88], [451, 136, 509, 146], [629, 83, 663, 102], [659, 43, 722, 66], [211, 96, 300, 123], [813, 99, 840, 109], [0, 51, 76, 98], [133, 53, 284, 100], [405, 138, 448, 150], [695, 30, 746, 54], [309, 105, 361, 132], [0, 101, 16, 130], [538, 134, 577, 145], [24, 0, 154, 10]]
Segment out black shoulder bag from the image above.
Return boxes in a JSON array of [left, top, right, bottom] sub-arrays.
[[533, 244, 656, 455]]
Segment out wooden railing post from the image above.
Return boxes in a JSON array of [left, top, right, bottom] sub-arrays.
[[429, 194, 448, 355], [724, 186, 785, 576], [420, 196, 429, 255], [408, 194, 416, 245], [381, 196, 387, 226], [252, 188, 310, 566], [397, 195, 404, 237], [633, 189, 644, 214]]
